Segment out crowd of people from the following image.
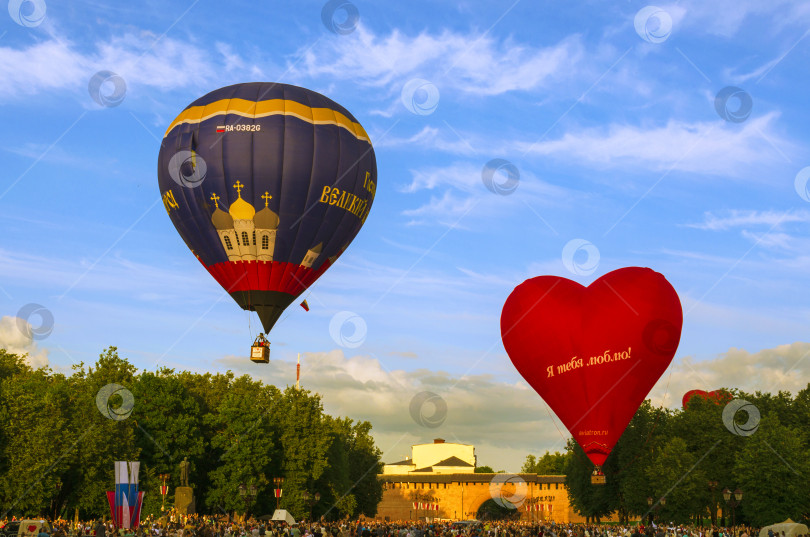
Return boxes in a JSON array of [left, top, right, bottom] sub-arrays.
[[0, 516, 768, 537]]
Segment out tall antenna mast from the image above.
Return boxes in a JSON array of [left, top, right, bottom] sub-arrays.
[[296, 353, 301, 390]]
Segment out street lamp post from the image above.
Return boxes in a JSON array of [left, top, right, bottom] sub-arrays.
[[273, 477, 285, 510], [159, 474, 171, 512], [722, 488, 743, 527], [647, 497, 666, 524], [412, 492, 431, 522], [239, 483, 258, 520], [707, 481, 719, 526], [303, 491, 320, 522], [524, 498, 539, 522], [52, 480, 62, 519]]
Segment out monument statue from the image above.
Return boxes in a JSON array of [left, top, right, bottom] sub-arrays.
[[179, 457, 190, 487], [175, 457, 195, 514]]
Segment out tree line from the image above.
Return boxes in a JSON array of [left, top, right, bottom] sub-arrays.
[[0, 347, 383, 521], [522, 388, 810, 528]]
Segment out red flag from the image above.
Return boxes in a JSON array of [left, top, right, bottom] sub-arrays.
[[106, 491, 117, 528], [131, 491, 145, 529]]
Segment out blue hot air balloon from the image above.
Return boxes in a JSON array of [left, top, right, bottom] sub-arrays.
[[157, 83, 377, 347]]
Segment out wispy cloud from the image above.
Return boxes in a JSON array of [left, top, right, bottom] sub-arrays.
[[381, 114, 797, 182], [689, 209, 810, 231], [518, 112, 794, 177], [294, 26, 584, 98], [677, 0, 810, 37], [0, 248, 219, 304], [399, 162, 569, 227], [376, 126, 478, 156], [0, 32, 254, 101]]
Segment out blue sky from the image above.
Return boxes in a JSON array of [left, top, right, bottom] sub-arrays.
[[2, 0, 810, 471]]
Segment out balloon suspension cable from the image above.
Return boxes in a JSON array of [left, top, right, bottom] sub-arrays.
[[542, 401, 568, 444], [612, 366, 674, 477], [543, 401, 599, 468], [248, 289, 253, 337]]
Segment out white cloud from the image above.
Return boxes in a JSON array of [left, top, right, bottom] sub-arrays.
[[689, 209, 810, 231], [685, 210, 810, 254], [400, 162, 569, 227], [377, 126, 477, 156], [402, 190, 480, 228], [0, 32, 251, 101], [216, 341, 810, 472], [294, 26, 584, 97], [381, 114, 796, 183], [518, 112, 795, 177], [676, 0, 810, 37], [217, 349, 560, 472], [0, 316, 49, 368], [650, 342, 810, 407], [0, 248, 220, 305]]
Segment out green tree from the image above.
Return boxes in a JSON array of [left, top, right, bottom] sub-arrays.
[[734, 416, 809, 526], [521, 451, 568, 475], [563, 439, 616, 522], [275, 388, 333, 521], [339, 419, 383, 518], [644, 437, 706, 525], [72, 347, 140, 518], [0, 346, 389, 522], [130, 368, 206, 516], [0, 366, 73, 517], [613, 400, 670, 524], [205, 376, 279, 517]]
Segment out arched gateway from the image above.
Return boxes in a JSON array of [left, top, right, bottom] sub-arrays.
[[375, 439, 585, 523]]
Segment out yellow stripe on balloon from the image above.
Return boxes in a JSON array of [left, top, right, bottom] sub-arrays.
[[164, 98, 371, 143]]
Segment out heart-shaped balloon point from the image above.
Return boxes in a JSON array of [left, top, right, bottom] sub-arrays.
[[501, 267, 682, 467]]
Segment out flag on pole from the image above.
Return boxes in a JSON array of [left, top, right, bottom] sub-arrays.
[[107, 461, 145, 529]]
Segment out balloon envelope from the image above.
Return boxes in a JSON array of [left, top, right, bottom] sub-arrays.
[[500, 267, 683, 467], [682, 389, 732, 409], [157, 83, 377, 334]]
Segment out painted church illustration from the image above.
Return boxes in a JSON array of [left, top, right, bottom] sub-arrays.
[[209, 181, 322, 266]]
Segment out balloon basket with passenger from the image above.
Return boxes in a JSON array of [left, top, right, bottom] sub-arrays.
[[250, 333, 270, 363]]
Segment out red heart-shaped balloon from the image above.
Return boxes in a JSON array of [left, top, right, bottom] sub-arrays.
[[501, 267, 682, 467], [683, 389, 732, 409], [682, 389, 709, 408], [28, 526, 37, 533]]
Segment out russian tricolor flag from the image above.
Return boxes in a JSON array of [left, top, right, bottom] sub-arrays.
[[106, 461, 145, 529]]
